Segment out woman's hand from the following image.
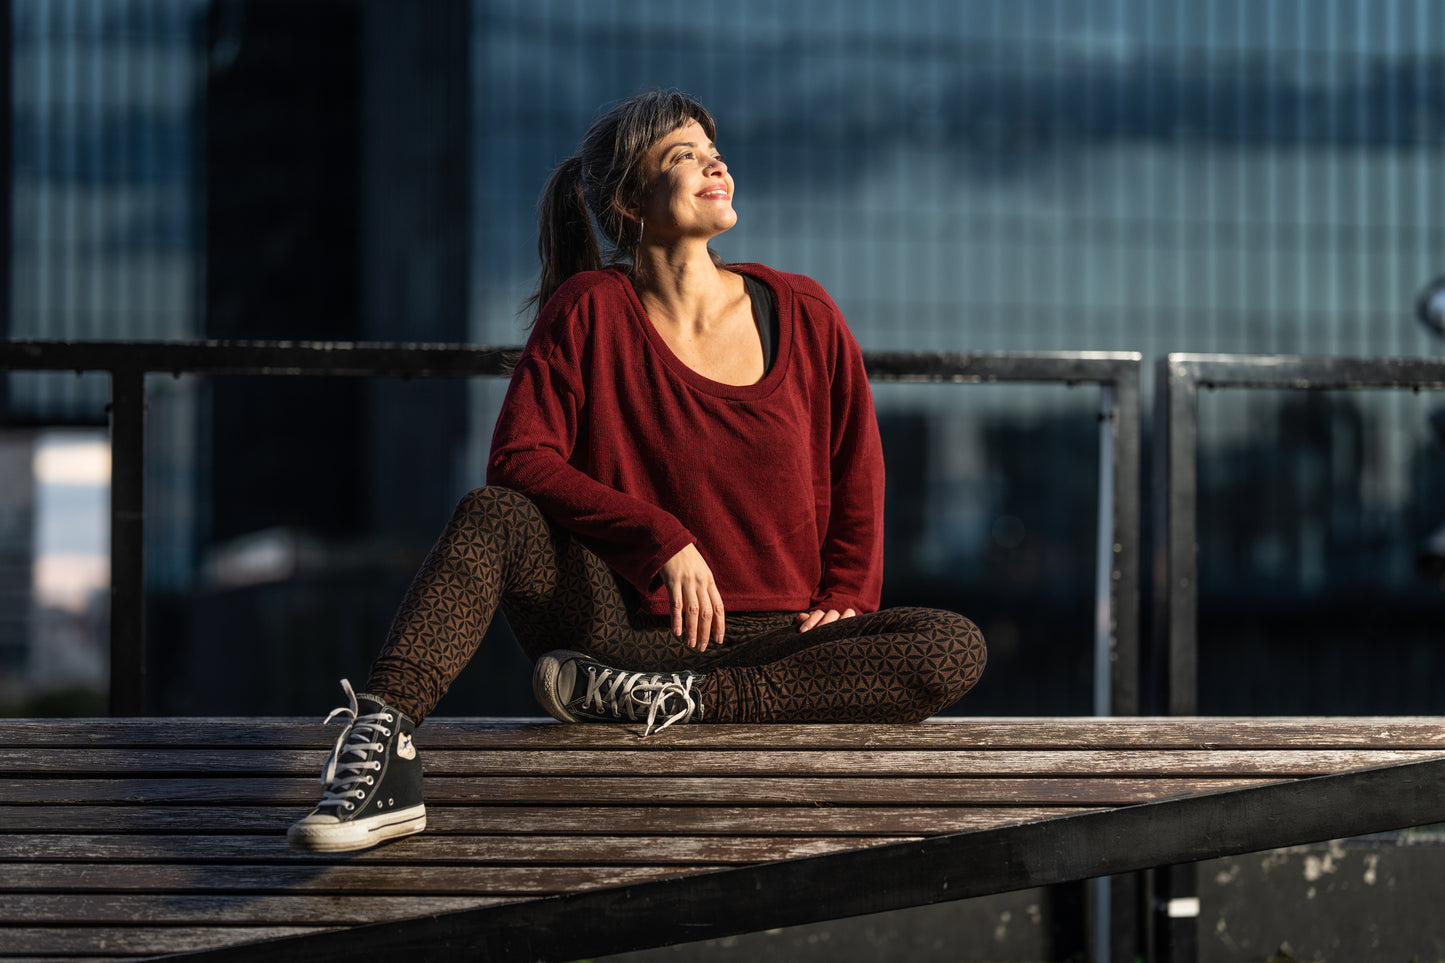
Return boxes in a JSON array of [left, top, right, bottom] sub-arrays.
[[660, 544, 725, 651], [795, 608, 858, 633]]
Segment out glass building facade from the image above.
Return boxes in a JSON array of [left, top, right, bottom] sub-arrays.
[[3, 0, 1444, 719]]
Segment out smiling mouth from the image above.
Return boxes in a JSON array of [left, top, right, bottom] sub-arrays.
[[697, 189, 730, 199]]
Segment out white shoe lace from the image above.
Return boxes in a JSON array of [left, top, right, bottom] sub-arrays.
[[580, 665, 701, 736], [316, 678, 394, 813]]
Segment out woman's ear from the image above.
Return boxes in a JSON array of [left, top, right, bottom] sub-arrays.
[[615, 197, 642, 225], [614, 175, 650, 224]]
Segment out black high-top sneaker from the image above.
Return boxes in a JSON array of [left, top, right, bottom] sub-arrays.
[[533, 650, 704, 736], [287, 679, 426, 852]]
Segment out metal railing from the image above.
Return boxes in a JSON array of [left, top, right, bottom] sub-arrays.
[[1154, 353, 1445, 715], [1, 340, 1141, 717]]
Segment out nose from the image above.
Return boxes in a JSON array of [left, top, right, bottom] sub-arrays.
[[706, 154, 727, 175]]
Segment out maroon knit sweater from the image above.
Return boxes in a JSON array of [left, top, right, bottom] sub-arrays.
[[486, 263, 884, 615]]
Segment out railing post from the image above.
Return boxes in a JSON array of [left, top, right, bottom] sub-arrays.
[[1098, 363, 1144, 963], [1093, 383, 1117, 720], [108, 363, 146, 716], [1153, 355, 1199, 717], [1109, 364, 1141, 717], [1150, 355, 1201, 963]]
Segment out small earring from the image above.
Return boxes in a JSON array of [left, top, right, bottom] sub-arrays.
[[638, 217, 645, 244]]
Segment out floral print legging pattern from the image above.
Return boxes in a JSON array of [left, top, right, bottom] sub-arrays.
[[365, 487, 986, 725]]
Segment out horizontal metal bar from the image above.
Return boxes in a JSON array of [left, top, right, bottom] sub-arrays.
[[1168, 353, 1445, 391], [0, 341, 1143, 386], [0, 340, 514, 378], [863, 349, 1142, 384], [159, 754, 1445, 962]]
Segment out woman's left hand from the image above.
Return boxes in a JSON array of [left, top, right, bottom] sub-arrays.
[[795, 608, 858, 632]]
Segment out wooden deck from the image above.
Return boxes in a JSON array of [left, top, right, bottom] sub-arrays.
[[4, 716, 1445, 961]]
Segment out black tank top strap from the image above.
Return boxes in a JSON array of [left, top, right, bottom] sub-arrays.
[[742, 273, 780, 374]]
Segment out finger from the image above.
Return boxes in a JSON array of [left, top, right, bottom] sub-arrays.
[[695, 596, 713, 653], [798, 610, 824, 632], [684, 592, 701, 649], [711, 586, 726, 645], [670, 589, 685, 638], [842, 608, 858, 620], [693, 579, 715, 650]]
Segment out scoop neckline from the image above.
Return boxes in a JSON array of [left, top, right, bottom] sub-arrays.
[[619, 264, 791, 401]]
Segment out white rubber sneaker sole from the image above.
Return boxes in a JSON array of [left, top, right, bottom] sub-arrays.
[[532, 650, 586, 723], [286, 804, 427, 853]]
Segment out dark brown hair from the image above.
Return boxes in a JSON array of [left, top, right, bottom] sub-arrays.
[[526, 89, 719, 322]]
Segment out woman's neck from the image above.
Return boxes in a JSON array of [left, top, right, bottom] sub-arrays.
[[628, 239, 761, 386], [630, 240, 731, 330]]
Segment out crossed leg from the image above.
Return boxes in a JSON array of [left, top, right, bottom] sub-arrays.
[[365, 486, 985, 725]]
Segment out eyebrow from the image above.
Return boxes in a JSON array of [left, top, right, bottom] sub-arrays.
[[661, 140, 718, 160]]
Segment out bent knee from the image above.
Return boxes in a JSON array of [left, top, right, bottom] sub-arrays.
[[451, 485, 545, 526], [906, 609, 987, 715], [442, 487, 552, 550]]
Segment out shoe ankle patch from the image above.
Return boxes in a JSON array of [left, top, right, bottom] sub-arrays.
[[396, 732, 416, 761]]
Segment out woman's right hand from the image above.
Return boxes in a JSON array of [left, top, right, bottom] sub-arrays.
[[659, 543, 725, 652]]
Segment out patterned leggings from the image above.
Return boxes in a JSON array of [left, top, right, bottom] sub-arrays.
[[365, 487, 986, 725]]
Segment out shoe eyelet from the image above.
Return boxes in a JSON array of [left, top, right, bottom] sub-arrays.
[[343, 803, 354, 811], [366, 776, 375, 785]]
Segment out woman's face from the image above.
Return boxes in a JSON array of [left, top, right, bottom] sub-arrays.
[[633, 117, 736, 243]]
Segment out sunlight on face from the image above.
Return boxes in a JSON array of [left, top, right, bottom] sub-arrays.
[[636, 118, 736, 241]]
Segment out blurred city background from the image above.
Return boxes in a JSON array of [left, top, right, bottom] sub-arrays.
[[1, 0, 1443, 723]]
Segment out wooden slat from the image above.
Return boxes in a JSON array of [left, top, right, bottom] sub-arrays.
[[5, 893, 511, 925], [0, 927, 328, 956], [6, 716, 1445, 749], [3, 746, 1438, 777], [354, 773, 1281, 805], [389, 746, 1445, 776], [0, 833, 908, 864], [407, 717, 1445, 750], [0, 803, 1088, 835], [0, 774, 1279, 806], [5, 862, 711, 894]]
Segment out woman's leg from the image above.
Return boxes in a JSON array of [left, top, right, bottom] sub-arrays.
[[699, 608, 987, 723], [534, 607, 986, 725], [367, 485, 984, 726], [294, 486, 673, 852], [364, 485, 663, 723]]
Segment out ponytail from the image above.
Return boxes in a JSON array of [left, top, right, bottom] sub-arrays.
[[527, 156, 601, 323], [524, 89, 719, 325]]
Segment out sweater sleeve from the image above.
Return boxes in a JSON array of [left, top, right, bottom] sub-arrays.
[[486, 284, 696, 593], [809, 296, 886, 614]]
